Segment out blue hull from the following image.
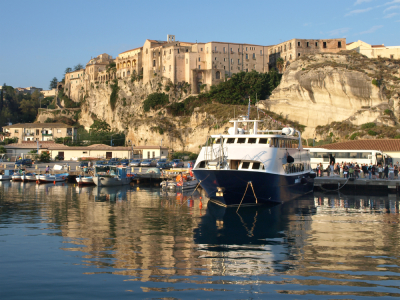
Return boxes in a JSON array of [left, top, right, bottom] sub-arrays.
[[192, 169, 314, 206]]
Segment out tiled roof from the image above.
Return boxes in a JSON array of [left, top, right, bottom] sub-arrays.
[[119, 47, 142, 54], [3, 123, 75, 129], [372, 45, 385, 48], [322, 139, 400, 151]]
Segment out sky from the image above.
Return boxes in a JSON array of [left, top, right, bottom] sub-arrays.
[[1, 0, 399, 90]]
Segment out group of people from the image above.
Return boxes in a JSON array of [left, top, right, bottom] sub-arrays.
[[316, 161, 400, 180]]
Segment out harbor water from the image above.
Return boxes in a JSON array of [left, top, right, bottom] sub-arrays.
[[1, 181, 400, 299]]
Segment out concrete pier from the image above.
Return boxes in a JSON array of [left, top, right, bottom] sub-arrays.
[[315, 177, 400, 192]]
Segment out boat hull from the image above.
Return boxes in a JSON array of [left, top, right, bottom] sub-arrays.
[[38, 173, 69, 183], [192, 169, 314, 206], [76, 176, 94, 185], [0, 175, 12, 181], [93, 176, 131, 187]]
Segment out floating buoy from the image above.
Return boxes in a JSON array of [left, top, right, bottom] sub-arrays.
[[199, 201, 203, 209], [36, 180, 39, 184], [53, 181, 56, 184]]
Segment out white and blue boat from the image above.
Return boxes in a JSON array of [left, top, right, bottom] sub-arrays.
[[192, 116, 315, 206], [37, 173, 69, 183], [93, 165, 131, 187]]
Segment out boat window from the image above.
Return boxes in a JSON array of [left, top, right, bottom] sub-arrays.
[[214, 138, 224, 144], [259, 138, 269, 144], [248, 138, 257, 144], [227, 138, 235, 144], [272, 138, 279, 147], [283, 163, 306, 174], [241, 162, 250, 169], [261, 164, 265, 170], [199, 161, 206, 168], [252, 162, 261, 169], [237, 138, 246, 144]]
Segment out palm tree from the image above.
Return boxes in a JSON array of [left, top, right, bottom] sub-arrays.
[[276, 58, 284, 73]]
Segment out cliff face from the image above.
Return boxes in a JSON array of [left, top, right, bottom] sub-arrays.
[[259, 52, 400, 138]]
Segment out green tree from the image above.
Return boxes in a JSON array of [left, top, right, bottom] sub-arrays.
[[143, 92, 169, 112], [90, 120, 111, 133], [65, 67, 72, 74], [39, 151, 50, 162], [0, 146, 6, 154], [74, 64, 84, 71], [49, 77, 58, 89]]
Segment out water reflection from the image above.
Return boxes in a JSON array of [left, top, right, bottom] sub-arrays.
[[1, 183, 400, 298]]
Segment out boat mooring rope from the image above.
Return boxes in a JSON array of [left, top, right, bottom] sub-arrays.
[[190, 174, 210, 197], [237, 181, 258, 212]]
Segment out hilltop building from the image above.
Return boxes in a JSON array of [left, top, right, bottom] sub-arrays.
[[347, 40, 400, 59], [63, 35, 347, 101], [268, 38, 346, 70]]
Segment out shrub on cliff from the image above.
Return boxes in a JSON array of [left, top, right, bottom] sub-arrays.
[[361, 122, 376, 129], [143, 93, 169, 112], [109, 80, 119, 111]]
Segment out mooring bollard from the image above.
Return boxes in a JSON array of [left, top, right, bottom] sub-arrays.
[[35, 165, 38, 170], [139, 167, 142, 173]]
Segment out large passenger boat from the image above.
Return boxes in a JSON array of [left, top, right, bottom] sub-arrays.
[[192, 116, 315, 206]]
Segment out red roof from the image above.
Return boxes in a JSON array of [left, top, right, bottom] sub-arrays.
[[372, 44, 385, 48], [119, 47, 143, 54], [322, 139, 400, 151]]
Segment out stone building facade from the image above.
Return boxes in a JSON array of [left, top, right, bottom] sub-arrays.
[[3, 123, 77, 142], [347, 40, 400, 59], [269, 38, 346, 70]]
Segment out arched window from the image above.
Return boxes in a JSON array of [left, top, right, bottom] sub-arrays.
[[216, 71, 220, 79], [127, 71, 130, 76]]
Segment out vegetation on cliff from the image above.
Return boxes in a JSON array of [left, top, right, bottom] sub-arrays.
[[0, 84, 53, 125]]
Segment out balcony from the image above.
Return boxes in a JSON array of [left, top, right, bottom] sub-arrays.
[[24, 133, 34, 136], [42, 133, 53, 136]]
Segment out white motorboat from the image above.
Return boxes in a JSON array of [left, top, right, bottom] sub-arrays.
[[192, 111, 315, 206], [161, 176, 198, 190], [93, 165, 131, 187], [22, 172, 38, 182], [37, 173, 69, 183], [12, 172, 23, 181]]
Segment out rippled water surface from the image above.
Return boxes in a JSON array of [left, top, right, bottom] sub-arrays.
[[1, 181, 400, 299]]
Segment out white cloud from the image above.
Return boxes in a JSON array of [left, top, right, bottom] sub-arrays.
[[345, 7, 373, 16], [384, 5, 400, 12], [360, 25, 383, 34], [354, 0, 372, 5], [384, 0, 400, 5], [384, 12, 399, 17], [328, 28, 350, 36]]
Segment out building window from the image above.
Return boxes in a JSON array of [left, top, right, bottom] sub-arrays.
[[164, 50, 166, 55], [338, 41, 342, 48], [153, 52, 155, 57], [170, 49, 171, 54], [307, 42, 309, 47], [214, 46, 217, 52], [216, 71, 220, 79], [315, 42, 318, 47], [198, 57, 200, 62], [252, 53, 255, 59], [230, 58, 233, 63], [224, 58, 226, 62], [199, 65, 201, 70], [153, 60, 156, 67], [298, 53, 301, 57], [260, 50, 262, 55], [290, 54, 292, 60], [215, 57, 217, 60], [390, 55, 394, 59], [186, 59, 188, 64], [224, 66, 225, 69], [152, 151, 155, 158], [238, 59, 240, 64], [57, 129, 61, 133], [169, 65, 171, 71], [177, 49, 180, 54], [163, 66, 165, 72], [230, 48, 233, 52], [146, 49, 148, 54], [298, 42, 301, 47], [246, 47, 248, 51], [223, 47, 226, 53], [289, 43, 292, 49], [14, 130, 18, 133], [323, 42, 327, 48], [246, 54, 248, 59]]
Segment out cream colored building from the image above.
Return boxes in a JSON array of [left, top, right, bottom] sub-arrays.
[[41, 89, 57, 97], [3, 123, 77, 142], [347, 40, 400, 59], [269, 38, 346, 70]]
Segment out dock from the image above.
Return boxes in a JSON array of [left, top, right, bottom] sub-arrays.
[[315, 176, 400, 192]]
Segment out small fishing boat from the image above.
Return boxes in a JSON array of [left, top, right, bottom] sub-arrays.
[[76, 175, 94, 185], [22, 172, 38, 182], [93, 165, 131, 187], [12, 171, 24, 181], [37, 172, 69, 183], [0, 170, 15, 181], [161, 173, 198, 190]]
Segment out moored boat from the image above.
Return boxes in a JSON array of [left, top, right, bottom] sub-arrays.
[[22, 172, 38, 182], [37, 172, 69, 183], [0, 170, 15, 181], [192, 115, 315, 206], [76, 175, 94, 185], [93, 165, 131, 187]]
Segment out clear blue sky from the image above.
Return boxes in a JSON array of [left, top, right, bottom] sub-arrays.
[[1, 0, 399, 90]]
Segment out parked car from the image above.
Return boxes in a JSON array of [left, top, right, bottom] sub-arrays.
[[171, 159, 184, 168], [157, 160, 171, 170], [95, 160, 108, 166], [129, 159, 142, 167], [140, 159, 157, 167], [119, 159, 129, 166], [108, 160, 120, 165], [156, 159, 168, 167], [15, 158, 32, 167]]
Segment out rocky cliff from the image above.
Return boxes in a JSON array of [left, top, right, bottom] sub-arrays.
[[258, 51, 400, 139]]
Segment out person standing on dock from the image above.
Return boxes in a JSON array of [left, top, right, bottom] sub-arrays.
[[384, 164, 389, 179]]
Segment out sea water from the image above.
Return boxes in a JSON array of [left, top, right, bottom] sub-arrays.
[[0, 181, 399, 299]]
